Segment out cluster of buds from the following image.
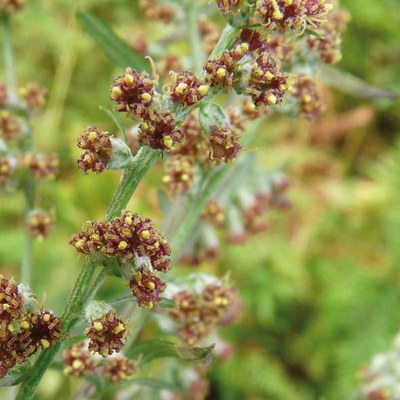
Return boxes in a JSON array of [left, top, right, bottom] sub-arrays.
[[76, 126, 112, 174], [166, 279, 238, 347], [0, 110, 21, 141], [204, 43, 249, 90], [139, 0, 177, 24], [169, 71, 209, 107], [24, 153, 59, 180], [255, 0, 333, 33], [19, 83, 47, 109], [0, 0, 24, 14], [26, 209, 53, 239], [214, 0, 244, 14], [246, 52, 289, 109], [62, 341, 137, 383], [0, 275, 61, 377], [85, 310, 128, 357], [70, 211, 171, 308]]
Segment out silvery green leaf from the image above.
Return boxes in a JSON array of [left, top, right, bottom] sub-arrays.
[[107, 137, 133, 170], [199, 102, 229, 134]]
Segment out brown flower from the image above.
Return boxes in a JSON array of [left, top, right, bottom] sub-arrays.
[[62, 342, 96, 378], [102, 356, 137, 383]]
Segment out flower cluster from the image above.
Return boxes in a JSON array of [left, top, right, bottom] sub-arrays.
[[163, 155, 196, 194], [0, 275, 61, 377], [62, 342, 96, 378], [167, 280, 238, 347], [26, 209, 53, 239], [207, 125, 241, 164], [0, 110, 21, 141], [24, 153, 59, 180], [290, 74, 324, 120], [70, 211, 171, 308], [255, 0, 333, 32], [76, 126, 112, 174], [85, 310, 128, 357], [214, 0, 244, 14], [201, 200, 225, 228], [62, 341, 137, 383], [20, 83, 47, 109], [0, 157, 14, 188], [170, 71, 209, 107]]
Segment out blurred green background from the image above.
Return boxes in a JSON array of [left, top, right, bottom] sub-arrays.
[[1, 0, 400, 399]]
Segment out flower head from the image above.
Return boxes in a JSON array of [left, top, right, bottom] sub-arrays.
[[62, 342, 96, 378], [170, 71, 209, 107], [69, 220, 108, 254], [207, 125, 241, 163], [24, 153, 59, 180], [20, 83, 47, 109], [163, 155, 196, 195], [26, 210, 53, 240], [102, 356, 137, 383], [85, 310, 128, 357], [0, 111, 20, 141]]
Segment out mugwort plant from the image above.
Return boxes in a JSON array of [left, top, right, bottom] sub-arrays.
[[1, 0, 350, 398]]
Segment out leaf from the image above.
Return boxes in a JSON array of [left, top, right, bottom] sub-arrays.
[[199, 102, 229, 133], [61, 335, 86, 350], [100, 106, 127, 143], [0, 361, 31, 387], [76, 11, 150, 72], [126, 339, 215, 366], [320, 66, 398, 100], [107, 137, 134, 170]]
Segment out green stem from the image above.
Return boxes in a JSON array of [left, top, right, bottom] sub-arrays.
[[106, 147, 159, 220], [1, 13, 17, 101], [16, 148, 160, 400], [188, 0, 203, 74]]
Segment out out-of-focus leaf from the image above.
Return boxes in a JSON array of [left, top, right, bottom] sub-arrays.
[[127, 339, 215, 366], [159, 297, 178, 309], [100, 106, 127, 143], [61, 335, 86, 350], [76, 11, 150, 72], [107, 138, 133, 170], [199, 102, 229, 133], [320, 66, 398, 99], [157, 190, 170, 214], [0, 361, 31, 387], [111, 377, 180, 392]]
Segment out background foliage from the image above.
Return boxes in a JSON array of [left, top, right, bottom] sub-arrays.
[[1, 0, 400, 399]]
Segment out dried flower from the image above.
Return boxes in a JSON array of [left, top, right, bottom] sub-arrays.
[[139, 111, 183, 151], [130, 267, 166, 309], [25, 153, 59, 180], [26, 210, 53, 240], [170, 71, 209, 107], [0, 111, 21, 141], [111, 68, 157, 119], [20, 83, 47, 109], [139, 0, 177, 24], [62, 342, 96, 378], [77, 126, 112, 174], [102, 356, 137, 383], [85, 310, 128, 357]]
